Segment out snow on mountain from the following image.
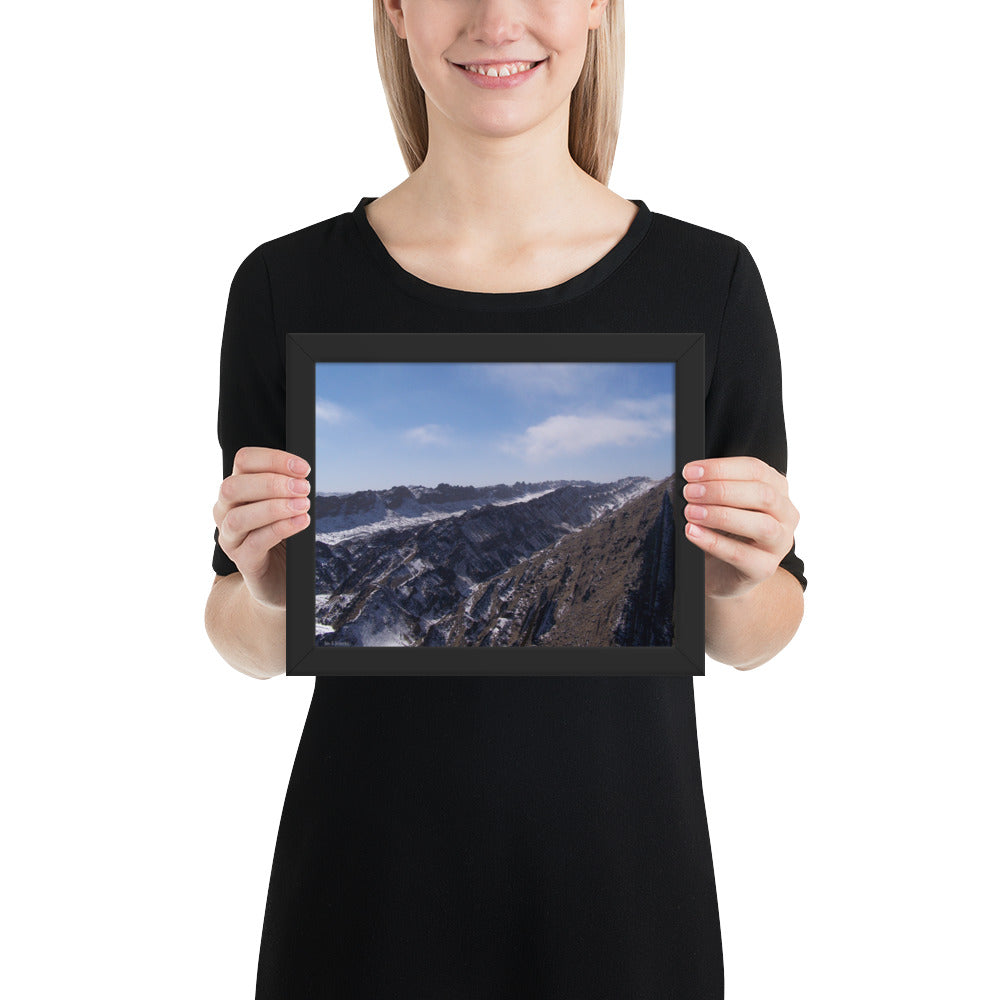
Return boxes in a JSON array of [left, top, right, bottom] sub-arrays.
[[314, 475, 675, 647]]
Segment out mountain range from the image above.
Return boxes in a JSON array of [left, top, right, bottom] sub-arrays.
[[314, 475, 676, 647]]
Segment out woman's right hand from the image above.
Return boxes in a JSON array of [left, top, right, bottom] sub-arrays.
[[213, 446, 312, 611]]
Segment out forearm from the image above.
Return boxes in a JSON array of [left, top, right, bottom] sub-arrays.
[[204, 573, 286, 679], [705, 566, 804, 670]]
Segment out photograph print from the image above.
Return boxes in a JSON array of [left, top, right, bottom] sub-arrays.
[[312, 358, 678, 651]]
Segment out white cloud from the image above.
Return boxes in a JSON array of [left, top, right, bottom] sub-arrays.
[[499, 395, 673, 463], [316, 398, 350, 424], [403, 423, 452, 447], [477, 362, 597, 397], [613, 393, 674, 420]]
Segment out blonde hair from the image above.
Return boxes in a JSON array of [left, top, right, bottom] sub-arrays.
[[372, 0, 625, 185]]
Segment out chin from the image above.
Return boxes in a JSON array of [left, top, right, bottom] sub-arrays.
[[449, 99, 569, 138]]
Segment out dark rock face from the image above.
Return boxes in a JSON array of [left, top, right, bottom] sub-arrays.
[[612, 481, 675, 647], [315, 476, 676, 647]]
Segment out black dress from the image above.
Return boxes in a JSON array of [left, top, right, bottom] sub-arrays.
[[212, 197, 807, 1000]]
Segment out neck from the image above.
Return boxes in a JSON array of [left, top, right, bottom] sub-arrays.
[[403, 106, 602, 243]]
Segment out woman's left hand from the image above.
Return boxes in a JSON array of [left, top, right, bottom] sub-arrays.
[[681, 457, 800, 599]]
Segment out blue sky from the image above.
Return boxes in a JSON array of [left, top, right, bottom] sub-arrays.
[[314, 361, 675, 493]]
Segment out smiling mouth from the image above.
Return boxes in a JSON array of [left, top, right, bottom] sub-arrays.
[[454, 59, 546, 77]]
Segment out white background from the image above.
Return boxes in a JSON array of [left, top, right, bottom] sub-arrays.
[[4, 1, 997, 997]]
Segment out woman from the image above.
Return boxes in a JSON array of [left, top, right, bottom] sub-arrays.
[[206, 1, 807, 997]]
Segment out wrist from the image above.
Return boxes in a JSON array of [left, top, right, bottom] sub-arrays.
[[706, 578, 764, 604], [237, 573, 287, 618]]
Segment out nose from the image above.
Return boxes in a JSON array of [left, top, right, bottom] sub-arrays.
[[466, 0, 527, 50]]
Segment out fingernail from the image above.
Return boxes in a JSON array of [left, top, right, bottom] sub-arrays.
[[686, 484, 706, 498], [685, 465, 704, 480], [290, 458, 310, 474], [290, 497, 310, 511], [290, 478, 310, 494], [688, 523, 703, 537], [687, 505, 707, 519]]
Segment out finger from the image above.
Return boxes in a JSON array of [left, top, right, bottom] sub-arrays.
[[217, 470, 311, 510], [684, 522, 777, 579], [684, 501, 789, 557], [232, 446, 311, 478], [681, 477, 786, 516], [219, 495, 312, 553], [682, 457, 785, 493], [231, 513, 311, 577]]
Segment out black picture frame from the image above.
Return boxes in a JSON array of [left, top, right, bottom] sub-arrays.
[[286, 332, 704, 676]]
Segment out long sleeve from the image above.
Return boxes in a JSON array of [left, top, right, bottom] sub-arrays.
[[211, 245, 286, 577], [704, 241, 807, 592]]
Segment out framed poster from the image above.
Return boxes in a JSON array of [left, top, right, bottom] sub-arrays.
[[286, 332, 704, 677]]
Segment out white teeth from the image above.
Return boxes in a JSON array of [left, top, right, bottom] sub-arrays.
[[462, 61, 537, 77]]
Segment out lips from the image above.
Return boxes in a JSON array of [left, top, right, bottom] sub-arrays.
[[451, 58, 547, 89], [454, 58, 547, 69]]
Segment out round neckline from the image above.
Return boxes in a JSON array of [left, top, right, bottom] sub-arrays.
[[352, 195, 653, 311]]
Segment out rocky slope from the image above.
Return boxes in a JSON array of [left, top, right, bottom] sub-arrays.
[[315, 475, 676, 647]]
